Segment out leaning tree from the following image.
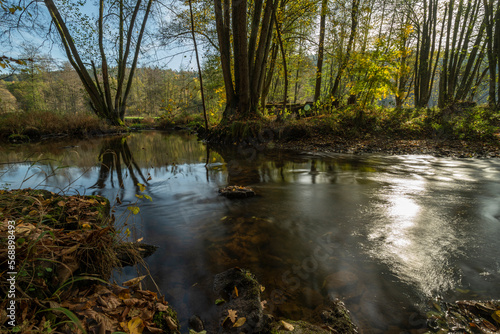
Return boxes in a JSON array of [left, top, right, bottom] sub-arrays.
[[42, 0, 154, 125]]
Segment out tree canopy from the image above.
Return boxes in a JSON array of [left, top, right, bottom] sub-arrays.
[[2, 0, 500, 126]]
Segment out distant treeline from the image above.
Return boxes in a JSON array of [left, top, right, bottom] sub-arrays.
[[1, 64, 204, 116]]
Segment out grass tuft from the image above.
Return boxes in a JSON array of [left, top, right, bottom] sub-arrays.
[[0, 110, 123, 142]]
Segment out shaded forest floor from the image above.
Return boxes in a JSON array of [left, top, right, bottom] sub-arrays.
[[274, 119, 500, 158], [220, 106, 500, 159]]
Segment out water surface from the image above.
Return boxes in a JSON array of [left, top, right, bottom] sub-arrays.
[[1, 131, 499, 333]]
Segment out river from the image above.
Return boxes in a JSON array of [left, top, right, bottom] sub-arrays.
[[1, 131, 499, 333]]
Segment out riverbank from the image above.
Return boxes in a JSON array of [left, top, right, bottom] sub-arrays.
[[0, 188, 178, 333], [273, 129, 500, 158], [0, 110, 127, 143], [202, 107, 500, 158], [3, 105, 499, 158]]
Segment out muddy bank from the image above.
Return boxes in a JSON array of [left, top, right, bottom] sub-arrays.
[[5, 126, 128, 144], [201, 119, 500, 158], [274, 135, 500, 158]]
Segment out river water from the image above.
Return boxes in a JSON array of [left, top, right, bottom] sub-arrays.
[[1, 131, 499, 333]]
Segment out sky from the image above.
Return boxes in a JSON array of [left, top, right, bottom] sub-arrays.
[[1, 0, 198, 74]]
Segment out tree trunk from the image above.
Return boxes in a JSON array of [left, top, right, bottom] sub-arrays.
[[43, 0, 153, 126], [261, 43, 279, 108], [232, 0, 250, 115], [274, 10, 288, 121], [215, 0, 277, 122], [214, 0, 235, 110], [439, 0, 485, 107], [314, 0, 328, 103], [483, 0, 500, 109], [330, 0, 359, 103], [415, 0, 440, 108], [188, 0, 208, 130]]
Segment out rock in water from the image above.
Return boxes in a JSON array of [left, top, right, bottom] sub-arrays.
[[320, 299, 358, 333], [189, 315, 204, 332], [218, 186, 256, 199], [213, 268, 270, 333]]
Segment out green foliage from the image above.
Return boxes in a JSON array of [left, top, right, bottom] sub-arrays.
[[156, 110, 205, 129], [447, 107, 498, 140], [38, 307, 87, 334], [153, 308, 180, 334], [348, 38, 399, 107], [305, 104, 499, 141]]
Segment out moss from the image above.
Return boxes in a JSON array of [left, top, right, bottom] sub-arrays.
[[153, 307, 180, 334]]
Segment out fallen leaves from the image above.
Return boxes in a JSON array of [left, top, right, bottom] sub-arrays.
[[233, 286, 239, 297], [123, 275, 147, 288], [221, 309, 247, 328], [0, 189, 168, 334], [165, 316, 178, 330], [62, 283, 172, 334], [0, 189, 111, 231], [15, 222, 36, 235], [281, 320, 295, 331], [428, 300, 500, 333], [492, 310, 500, 323], [227, 309, 238, 323], [127, 317, 145, 334], [233, 317, 246, 327], [218, 186, 256, 199]]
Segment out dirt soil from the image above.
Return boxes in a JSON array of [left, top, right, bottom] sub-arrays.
[[274, 131, 500, 158]]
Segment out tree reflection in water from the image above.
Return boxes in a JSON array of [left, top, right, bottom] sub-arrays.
[[91, 136, 148, 191]]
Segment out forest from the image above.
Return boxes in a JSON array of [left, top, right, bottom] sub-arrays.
[[0, 0, 499, 142], [2, 1, 500, 333]]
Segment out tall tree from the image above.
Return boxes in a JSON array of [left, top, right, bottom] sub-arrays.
[[438, 0, 486, 107], [214, 0, 277, 122], [483, 0, 500, 109], [329, 0, 360, 103], [188, 0, 209, 129], [414, 0, 441, 108], [314, 0, 328, 103], [395, 6, 414, 108], [43, 0, 154, 125]]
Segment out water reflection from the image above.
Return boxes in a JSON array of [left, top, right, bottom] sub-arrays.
[[366, 176, 464, 299], [1, 133, 500, 333], [91, 137, 148, 192]]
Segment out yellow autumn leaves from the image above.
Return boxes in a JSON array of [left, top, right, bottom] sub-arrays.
[[127, 183, 152, 216], [224, 309, 246, 328]]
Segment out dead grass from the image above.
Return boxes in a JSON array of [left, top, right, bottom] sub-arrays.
[[0, 188, 176, 333], [0, 110, 123, 142]]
